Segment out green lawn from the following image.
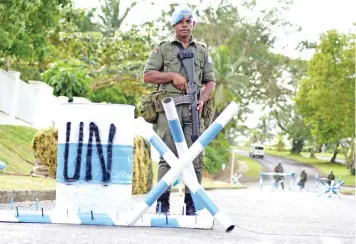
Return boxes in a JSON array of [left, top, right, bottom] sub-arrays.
[[301, 152, 346, 161], [234, 154, 262, 179], [152, 161, 247, 189], [266, 150, 355, 186], [0, 175, 56, 190], [0, 125, 37, 174], [232, 145, 249, 151]]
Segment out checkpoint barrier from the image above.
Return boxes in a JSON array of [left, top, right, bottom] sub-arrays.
[[315, 175, 345, 198], [259, 172, 296, 191], [0, 99, 239, 232]]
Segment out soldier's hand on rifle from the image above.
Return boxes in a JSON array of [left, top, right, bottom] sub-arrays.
[[197, 100, 204, 112], [189, 100, 204, 115], [172, 73, 188, 91]]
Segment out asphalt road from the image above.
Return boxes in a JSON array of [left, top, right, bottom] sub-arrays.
[[0, 187, 355, 244], [235, 149, 324, 190]]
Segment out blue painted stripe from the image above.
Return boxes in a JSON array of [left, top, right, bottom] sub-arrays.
[[198, 123, 223, 148], [151, 216, 180, 228], [78, 213, 114, 225], [16, 213, 52, 223], [145, 180, 169, 206], [56, 144, 133, 184], [168, 119, 184, 143], [191, 192, 205, 211], [150, 135, 169, 156], [195, 189, 219, 216]]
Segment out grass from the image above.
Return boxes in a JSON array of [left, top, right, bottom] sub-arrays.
[[340, 188, 356, 195], [0, 125, 38, 174], [265, 150, 355, 187], [315, 152, 346, 160], [151, 161, 247, 189], [301, 152, 346, 161], [234, 154, 262, 179], [0, 175, 56, 190], [232, 145, 249, 151]]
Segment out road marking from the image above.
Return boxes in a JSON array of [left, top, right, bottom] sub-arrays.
[[321, 237, 342, 244]]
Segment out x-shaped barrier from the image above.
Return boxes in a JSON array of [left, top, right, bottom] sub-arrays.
[[125, 98, 239, 232], [317, 179, 345, 198]]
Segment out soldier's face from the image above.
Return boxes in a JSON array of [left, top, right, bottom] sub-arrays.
[[174, 18, 195, 38]]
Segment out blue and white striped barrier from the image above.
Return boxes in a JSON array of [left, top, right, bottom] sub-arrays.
[[259, 172, 296, 190], [126, 101, 239, 232], [162, 97, 205, 213], [0, 209, 214, 229], [317, 179, 345, 198]]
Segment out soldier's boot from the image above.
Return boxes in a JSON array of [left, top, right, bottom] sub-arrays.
[[281, 182, 285, 190], [155, 192, 170, 215], [184, 193, 197, 216]]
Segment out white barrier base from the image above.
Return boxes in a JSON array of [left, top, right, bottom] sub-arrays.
[[0, 209, 214, 230]]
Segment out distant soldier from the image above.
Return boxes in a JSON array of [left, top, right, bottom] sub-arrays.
[[299, 169, 307, 190], [327, 171, 335, 185], [274, 161, 284, 190]]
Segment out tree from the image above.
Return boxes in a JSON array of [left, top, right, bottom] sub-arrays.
[[296, 30, 355, 173], [42, 59, 93, 100], [98, 0, 137, 37], [276, 134, 285, 152], [0, 0, 72, 70]]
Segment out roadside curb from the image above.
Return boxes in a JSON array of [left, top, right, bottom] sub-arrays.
[[0, 190, 56, 204], [170, 184, 248, 192], [0, 184, 248, 203]]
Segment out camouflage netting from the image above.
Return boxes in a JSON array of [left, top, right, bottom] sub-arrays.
[[31, 127, 58, 178], [31, 127, 153, 194]]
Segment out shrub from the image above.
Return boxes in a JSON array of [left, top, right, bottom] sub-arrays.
[[31, 128, 153, 194]]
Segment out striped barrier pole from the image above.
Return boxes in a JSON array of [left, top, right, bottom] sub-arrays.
[[162, 97, 205, 213], [126, 101, 239, 232]]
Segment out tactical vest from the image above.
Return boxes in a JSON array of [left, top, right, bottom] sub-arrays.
[[158, 41, 207, 94]]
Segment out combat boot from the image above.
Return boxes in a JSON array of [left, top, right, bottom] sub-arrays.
[[184, 193, 197, 216], [155, 192, 170, 215]]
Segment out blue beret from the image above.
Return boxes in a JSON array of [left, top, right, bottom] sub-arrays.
[[171, 7, 193, 26]]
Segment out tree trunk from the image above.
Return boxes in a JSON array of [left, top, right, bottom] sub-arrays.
[[330, 142, 339, 163], [291, 139, 303, 154], [310, 137, 316, 158], [5, 56, 11, 71]]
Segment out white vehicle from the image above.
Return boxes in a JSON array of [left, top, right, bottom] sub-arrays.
[[249, 144, 264, 159]]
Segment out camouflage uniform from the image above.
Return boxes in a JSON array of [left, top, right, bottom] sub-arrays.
[[274, 163, 284, 190], [143, 35, 215, 214]]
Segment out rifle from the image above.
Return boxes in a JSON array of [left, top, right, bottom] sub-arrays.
[[174, 47, 200, 142]]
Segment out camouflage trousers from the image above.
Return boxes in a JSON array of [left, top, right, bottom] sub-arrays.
[[155, 104, 205, 193]]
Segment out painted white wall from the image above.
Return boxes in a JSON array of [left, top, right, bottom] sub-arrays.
[[0, 69, 160, 162]]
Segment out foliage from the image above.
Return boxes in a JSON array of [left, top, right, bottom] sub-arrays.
[[296, 30, 355, 172], [276, 134, 285, 152], [31, 127, 58, 177], [204, 133, 230, 173], [133, 135, 153, 194], [90, 86, 138, 105], [42, 59, 93, 100], [0, 0, 72, 69]]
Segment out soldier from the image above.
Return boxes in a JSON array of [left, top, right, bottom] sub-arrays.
[[142, 7, 216, 215], [274, 161, 284, 190], [327, 170, 335, 185], [299, 169, 307, 190]]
